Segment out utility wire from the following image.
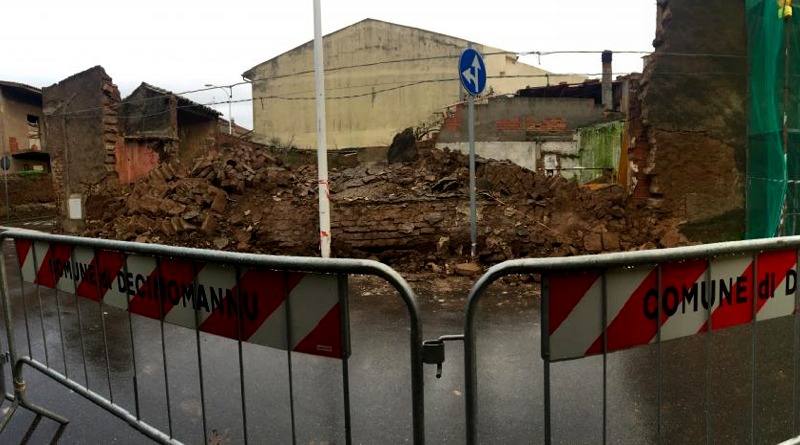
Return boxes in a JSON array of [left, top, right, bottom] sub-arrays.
[[56, 67, 749, 122], [109, 68, 750, 123], [46, 47, 749, 119], [245, 50, 742, 83]]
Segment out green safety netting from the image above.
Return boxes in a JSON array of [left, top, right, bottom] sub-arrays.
[[746, 0, 799, 238]]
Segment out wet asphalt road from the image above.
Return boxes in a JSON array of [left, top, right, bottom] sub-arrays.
[[0, 239, 798, 444]]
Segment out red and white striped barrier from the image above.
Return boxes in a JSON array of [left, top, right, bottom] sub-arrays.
[[547, 250, 798, 361], [15, 240, 346, 359]]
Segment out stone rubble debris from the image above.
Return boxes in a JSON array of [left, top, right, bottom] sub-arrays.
[[81, 138, 687, 272]]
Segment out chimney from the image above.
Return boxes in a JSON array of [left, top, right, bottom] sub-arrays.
[[602, 50, 613, 110]]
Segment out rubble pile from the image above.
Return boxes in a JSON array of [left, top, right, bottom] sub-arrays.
[[82, 140, 686, 271]]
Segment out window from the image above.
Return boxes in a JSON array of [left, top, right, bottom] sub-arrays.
[[27, 115, 41, 151]]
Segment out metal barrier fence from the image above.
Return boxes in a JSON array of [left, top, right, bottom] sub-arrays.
[[462, 236, 800, 444], [0, 229, 424, 444]]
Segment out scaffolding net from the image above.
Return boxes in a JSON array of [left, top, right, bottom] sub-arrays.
[[746, 0, 799, 238]]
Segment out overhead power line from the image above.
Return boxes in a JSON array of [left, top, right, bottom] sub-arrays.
[[44, 47, 749, 119]]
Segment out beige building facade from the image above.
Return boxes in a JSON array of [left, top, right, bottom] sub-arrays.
[[0, 81, 48, 172], [243, 19, 583, 150]]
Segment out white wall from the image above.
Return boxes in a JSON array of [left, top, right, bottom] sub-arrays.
[[436, 141, 538, 171], [246, 19, 583, 150]]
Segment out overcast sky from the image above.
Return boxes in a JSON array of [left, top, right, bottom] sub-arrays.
[[1, 0, 656, 129]]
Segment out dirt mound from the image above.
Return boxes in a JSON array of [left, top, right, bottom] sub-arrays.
[[81, 139, 685, 271]]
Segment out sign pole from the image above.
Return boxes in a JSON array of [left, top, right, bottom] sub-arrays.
[[313, 0, 331, 258], [459, 47, 485, 260], [468, 93, 477, 259]]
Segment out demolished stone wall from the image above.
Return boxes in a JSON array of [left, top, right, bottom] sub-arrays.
[[43, 66, 122, 231], [638, 0, 747, 234]]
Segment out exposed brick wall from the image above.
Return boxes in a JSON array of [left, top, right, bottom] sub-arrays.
[[495, 118, 523, 131], [626, 76, 651, 200], [494, 116, 568, 133], [101, 81, 122, 186], [439, 96, 609, 144], [441, 105, 463, 132], [529, 118, 567, 133], [43, 66, 122, 231], [331, 197, 468, 256]]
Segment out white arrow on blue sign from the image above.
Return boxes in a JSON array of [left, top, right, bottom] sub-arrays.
[[459, 48, 487, 96]]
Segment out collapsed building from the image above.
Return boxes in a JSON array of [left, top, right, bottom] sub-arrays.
[[42, 67, 221, 232], [45, 0, 762, 267]]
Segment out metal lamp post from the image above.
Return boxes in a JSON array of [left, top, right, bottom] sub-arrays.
[[204, 84, 233, 135]]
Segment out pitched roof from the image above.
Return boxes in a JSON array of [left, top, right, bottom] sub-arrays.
[[242, 18, 501, 79], [134, 82, 221, 117], [0, 80, 42, 97]]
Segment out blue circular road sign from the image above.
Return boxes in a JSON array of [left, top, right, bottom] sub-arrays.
[[459, 48, 487, 96], [0, 156, 10, 171]]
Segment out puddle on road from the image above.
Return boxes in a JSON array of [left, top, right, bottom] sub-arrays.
[[349, 272, 540, 315]]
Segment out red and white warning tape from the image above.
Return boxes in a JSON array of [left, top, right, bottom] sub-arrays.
[[547, 250, 798, 361], [15, 240, 346, 359]]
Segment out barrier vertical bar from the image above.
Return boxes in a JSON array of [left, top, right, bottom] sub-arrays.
[[67, 248, 90, 389], [121, 257, 141, 420], [191, 261, 208, 445], [794, 249, 800, 435], [154, 256, 174, 438], [0, 238, 21, 397], [541, 274, 551, 445], [465, 295, 477, 445], [284, 272, 297, 445], [409, 283, 425, 445], [751, 253, 758, 443], [234, 266, 249, 445], [16, 247, 32, 358], [50, 246, 69, 377], [601, 270, 608, 445], [656, 265, 662, 445], [0, 239, 25, 422], [706, 259, 713, 445], [91, 248, 114, 403], [338, 274, 352, 445], [30, 244, 50, 367]]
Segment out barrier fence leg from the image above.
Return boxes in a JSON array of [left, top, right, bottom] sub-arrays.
[[465, 310, 477, 445], [794, 250, 800, 435], [234, 266, 250, 445], [657, 266, 663, 445], [191, 262, 209, 445], [338, 274, 352, 445], [51, 248, 69, 378], [122, 258, 141, 420], [30, 245, 50, 368], [16, 249, 32, 359], [705, 260, 713, 445], [92, 248, 115, 403], [68, 248, 90, 389], [542, 275, 551, 445], [154, 257, 174, 439], [601, 271, 608, 445], [752, 254, 758, 443], [283, 273, 297, 445]]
